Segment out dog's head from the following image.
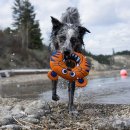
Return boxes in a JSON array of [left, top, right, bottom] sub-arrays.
[[50, 16, 90, 55]]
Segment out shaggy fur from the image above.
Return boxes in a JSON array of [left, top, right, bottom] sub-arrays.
[[50, 7, 90, 53], [49, 7, 90, 112]]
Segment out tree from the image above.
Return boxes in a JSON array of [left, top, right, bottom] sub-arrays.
[[12, 0, 43, 50], [29, 20, 43, 49]]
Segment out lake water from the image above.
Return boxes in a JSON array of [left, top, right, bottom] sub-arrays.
[[40, 76, 130, 104]]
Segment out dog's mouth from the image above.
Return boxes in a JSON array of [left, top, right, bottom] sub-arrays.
[[64, 51, 70, 56], [64, 53, 80, 69]]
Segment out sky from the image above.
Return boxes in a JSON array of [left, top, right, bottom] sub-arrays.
[[0, 0, 130, 55]]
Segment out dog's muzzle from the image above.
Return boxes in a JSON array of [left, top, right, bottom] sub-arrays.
[[64, 49, 71, 56]]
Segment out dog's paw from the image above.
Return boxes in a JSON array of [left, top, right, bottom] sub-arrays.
[[69, 109, 79, 116], [68, 106, 79, 116], [52, 94, 60, 101]]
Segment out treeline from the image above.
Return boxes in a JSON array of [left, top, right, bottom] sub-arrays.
[[83, 51, 111, 64], [0, 28, 50, 69], [0, 0, 50, 69], [0, 0, 44, 51], [115, 50, 130, 55], [84, 50, 130, 65], [0, 27, 48, 52]]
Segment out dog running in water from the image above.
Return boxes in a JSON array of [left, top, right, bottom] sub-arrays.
[[49, 7, 90, 112]]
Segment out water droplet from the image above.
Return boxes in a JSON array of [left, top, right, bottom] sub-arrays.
[[12, 53, 15, 56], [17, 84, 20, 88]]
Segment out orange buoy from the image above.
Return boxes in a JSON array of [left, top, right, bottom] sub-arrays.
[[120, 69, 128, 77], [48, 51, 91, 87]]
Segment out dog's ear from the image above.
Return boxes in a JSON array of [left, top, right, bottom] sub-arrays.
[[78, 26, 91, 36], [51, 16, 63, 30]]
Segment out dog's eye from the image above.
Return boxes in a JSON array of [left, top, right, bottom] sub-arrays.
[[59, 36, 66, 42], [70, 37, 77, 43]]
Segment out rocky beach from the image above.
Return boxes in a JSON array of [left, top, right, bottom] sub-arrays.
[[1, 97, 130, 130], [0, 70, 130, 130]]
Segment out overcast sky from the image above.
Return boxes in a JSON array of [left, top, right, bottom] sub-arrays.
[[0, 0, 130, 55]]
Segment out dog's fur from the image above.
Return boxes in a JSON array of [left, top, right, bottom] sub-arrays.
[[49, 7, 90, 112]]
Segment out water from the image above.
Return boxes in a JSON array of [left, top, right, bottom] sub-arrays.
[[40, 76, 130, 104], [79, 76, 130, 104], [1, 74, 130, 104]]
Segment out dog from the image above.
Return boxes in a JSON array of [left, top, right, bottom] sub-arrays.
[[49, 7, 90, 112]]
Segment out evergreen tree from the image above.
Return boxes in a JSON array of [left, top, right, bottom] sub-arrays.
[[12, 0, 43, 50], [29, 20, 43, 49]]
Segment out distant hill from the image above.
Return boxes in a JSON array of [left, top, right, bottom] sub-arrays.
[[84, 50, 130, 65], [88, 54, 130, 71], [84, 50, 130, 71]]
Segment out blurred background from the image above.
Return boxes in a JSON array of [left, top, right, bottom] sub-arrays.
[[0, 0, 130, 71]]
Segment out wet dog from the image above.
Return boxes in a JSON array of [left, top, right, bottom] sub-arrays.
[[49, 7, 90, 112]]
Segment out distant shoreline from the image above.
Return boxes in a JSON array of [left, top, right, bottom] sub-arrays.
[[89, 69, 130, 79]]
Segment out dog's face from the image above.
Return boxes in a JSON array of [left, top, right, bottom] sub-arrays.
[[50, 17, 90, 54]]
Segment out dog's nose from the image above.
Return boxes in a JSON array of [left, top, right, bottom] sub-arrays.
[[64, 49, 71, 55]]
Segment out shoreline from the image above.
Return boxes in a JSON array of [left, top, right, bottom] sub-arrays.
[[0, 69, 129, 98]]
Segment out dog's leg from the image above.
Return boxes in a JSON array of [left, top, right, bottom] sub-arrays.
[[52, 80, 60, 101], [68, 81, 75, 112]]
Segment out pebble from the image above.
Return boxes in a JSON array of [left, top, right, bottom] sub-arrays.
[[22, 117, 40, 124], [0, 124, 21, 130]]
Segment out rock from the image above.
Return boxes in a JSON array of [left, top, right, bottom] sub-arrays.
[[24, 107, 37, 114], [24, 100, 47, 117], [10, 104, 26, 120], [25, 107, 45, 118], [22, 117, 40, 124], [27, 114, 39, 119], [44, 109, 51, 114], [13, 113, 27, 119], [83, 108, 100, 116], [126, 119, 130, 127], [26, 100, 46, 109], [0, 124, 27, 130], [11, 104, 24, 116], [59, 121, 66, 128], [0, 116, 14, 126], [4, 106, 13, 111], [0, 105, 13, 118], [111, 119, 130, 130]]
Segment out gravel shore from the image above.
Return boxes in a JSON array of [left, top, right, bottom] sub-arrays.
[[0, 70, 130, 129], [1, 97, 130, 130]]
